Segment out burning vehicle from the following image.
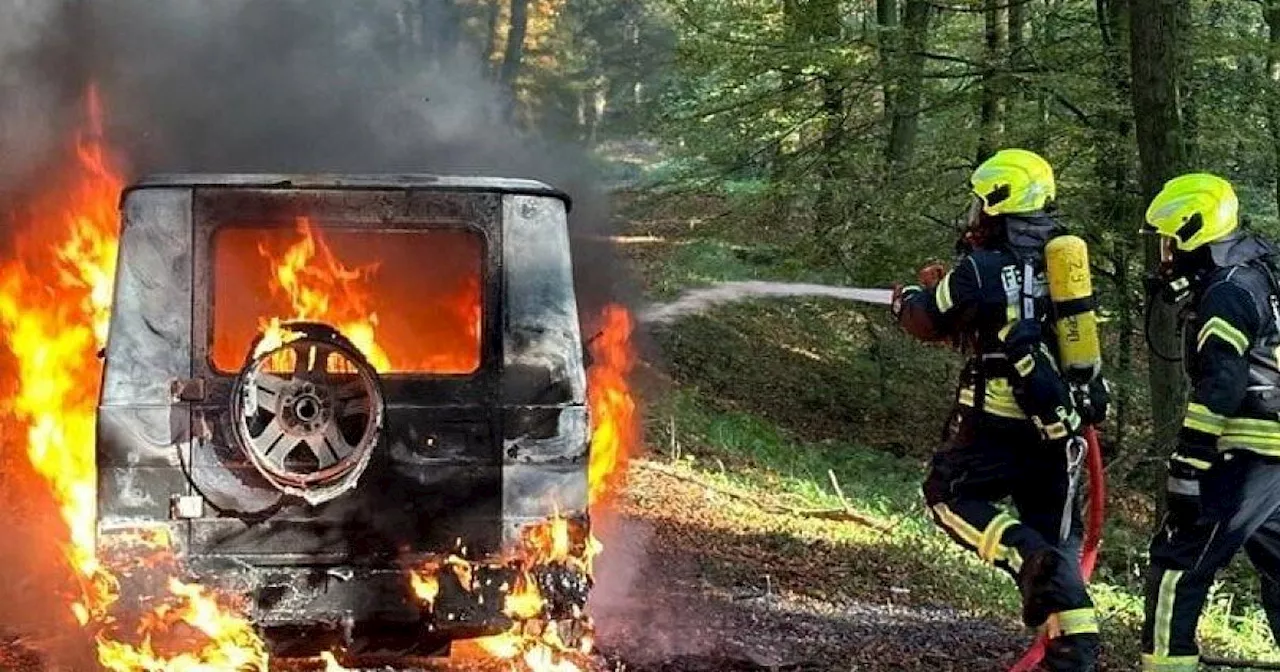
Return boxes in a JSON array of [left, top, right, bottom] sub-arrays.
[[93, 174, 598, 664]]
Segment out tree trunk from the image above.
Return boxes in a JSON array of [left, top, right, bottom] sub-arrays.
[[499, 0, 530, 95], [1266, 2, 1280, 214], [1009, 0, 1024, 53], [1096, 0, 1136, 449], [1007, 0, 1024, 114], [977, 0, 1008, 161], [1130, 0, 1189, 450], [484, 0, 502, 73], [877, 0, 900, 123], [1176, 0, 1198, 165], [815, 78, 844, 247], [1031, 0, 1064, 150], [784, 0, 845, 251], [886, 0, 931, 169]]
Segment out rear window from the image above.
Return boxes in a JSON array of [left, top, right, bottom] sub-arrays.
[[211, 218, 482, 375]]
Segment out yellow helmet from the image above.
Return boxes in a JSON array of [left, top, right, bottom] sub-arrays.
[[1143, 173, 1239, 251], [970, 148, 1056, 216]]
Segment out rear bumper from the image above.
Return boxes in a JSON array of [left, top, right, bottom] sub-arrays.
[[95, 520, 591, 658], [243, 563, 511, 632], [243, 563, 516, 659]]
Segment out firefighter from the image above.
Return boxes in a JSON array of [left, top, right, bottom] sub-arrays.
[[1139, 173, 1280, 671], [891, 148, 1105, 671]]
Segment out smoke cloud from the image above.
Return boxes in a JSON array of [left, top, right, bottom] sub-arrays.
[[0, 0, 619, 271]]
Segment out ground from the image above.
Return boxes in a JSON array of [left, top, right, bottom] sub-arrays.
[[4, 190, 1280, 671], [589, 467, 1029, 671]]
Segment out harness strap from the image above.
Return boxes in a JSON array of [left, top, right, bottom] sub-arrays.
[[1054, 296, 1095, 319], [1255, 262, 1280, 335], [1021, 260, 1037, 321]]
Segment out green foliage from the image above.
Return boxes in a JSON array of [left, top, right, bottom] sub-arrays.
[[645, 0, 1280, 469]]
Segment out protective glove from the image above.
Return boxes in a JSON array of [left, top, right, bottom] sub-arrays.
[[1079, 376, 1111, 426], [1165, 451, 1215, 525], [1144, 270, 1193, 305], [890, 283, 921, 319], [918, 262, 948, 289]]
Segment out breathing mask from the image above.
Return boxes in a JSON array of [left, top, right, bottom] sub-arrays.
[[956, 196, 994, 255], [1145, 235, 1207, 305]]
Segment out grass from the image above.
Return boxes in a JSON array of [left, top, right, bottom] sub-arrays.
[[622, 193, 1280, 667], [645, 386, 1279, 666]]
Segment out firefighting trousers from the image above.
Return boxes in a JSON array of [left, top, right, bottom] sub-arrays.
[[922, 408, 1097, 634], [1141, 450, 1280, 671]]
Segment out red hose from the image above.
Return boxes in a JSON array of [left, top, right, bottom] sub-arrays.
[[1007, 425, 1107, 672]]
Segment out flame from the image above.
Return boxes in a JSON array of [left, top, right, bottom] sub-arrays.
[[472, 303, 635, 672], [0, 88, 269, 671], [226, 218, 482, 374], [0, 84, 123, 626], [419, 514, 601, 672], [587, 304, 637, 506], [253, 217, 392, 369], [320, 651, 352, 671], [96, 579, 268, 672], [423, 301, 637, 672], [410, 569, 441, 607], [522, 644, 590, 672], [90, 529, 268, 672]]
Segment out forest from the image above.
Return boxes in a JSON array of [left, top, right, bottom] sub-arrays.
[[4, 0, 1280, 670], [450, 0, 1280, 461]]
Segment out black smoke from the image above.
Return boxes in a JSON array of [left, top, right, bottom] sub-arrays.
[[0, 0, 631, 308]]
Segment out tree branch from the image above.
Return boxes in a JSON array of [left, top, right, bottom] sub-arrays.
[[670, 75, 825, 122]]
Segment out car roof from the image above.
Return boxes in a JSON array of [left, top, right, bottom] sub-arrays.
[[124, 173, 572, 211]]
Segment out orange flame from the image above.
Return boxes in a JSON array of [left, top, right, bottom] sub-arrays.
[[0, 88, 270, 671], [430, 513, 601, 672], [96, 579, 268, 672], [91, 529, 268, 671], [320, 651, 353, 671], [0, 85, 123, 626], [410, 570, 441, 608], [437, 301, 637, 672], [587, 304, 637, 506], [222, 218, 483, 375], [254, 217, 392, 370]]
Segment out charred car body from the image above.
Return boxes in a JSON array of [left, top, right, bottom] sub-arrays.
[[96, 175, 592, 659]]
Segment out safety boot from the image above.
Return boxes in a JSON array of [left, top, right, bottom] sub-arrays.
[[1030, 605, 1100, 671]]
